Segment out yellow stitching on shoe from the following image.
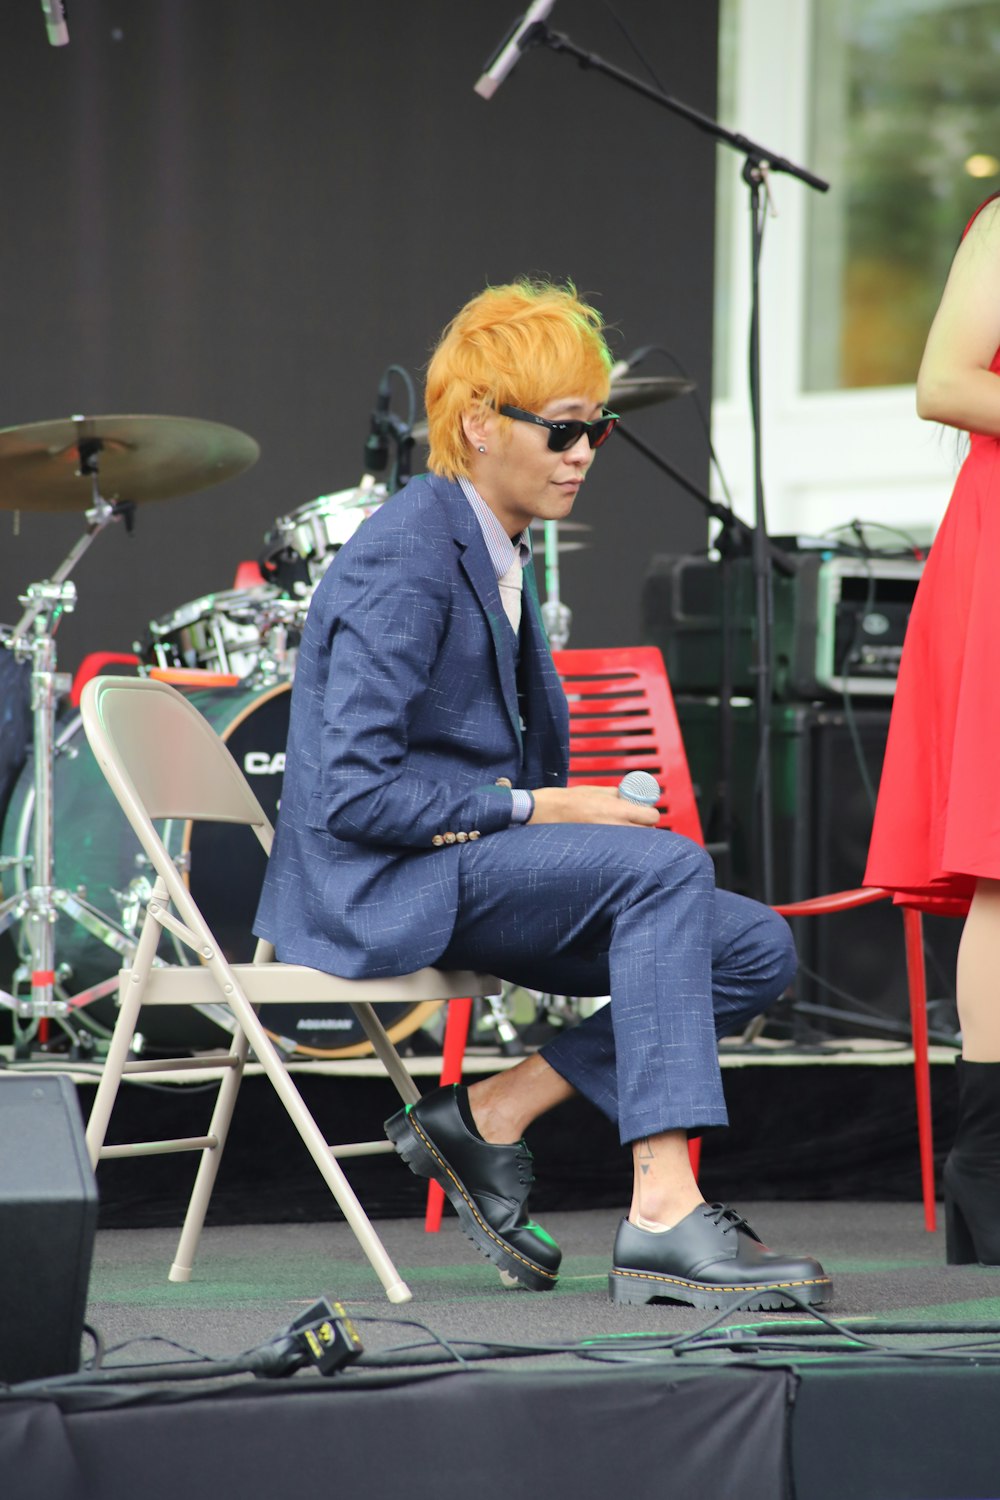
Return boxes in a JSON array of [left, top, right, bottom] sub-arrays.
[[611, 1269, 832, 1292], [407, 1115, 558, 1282]]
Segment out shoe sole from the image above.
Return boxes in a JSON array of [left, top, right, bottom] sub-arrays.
[[608, 1267, 833, 1311], [385, 1107, 558, 1293]]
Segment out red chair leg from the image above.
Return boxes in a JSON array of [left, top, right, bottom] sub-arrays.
[[425, 996, 474, 1232], [688, 1136, 702, 1178], [903, 907, 937, 1232]]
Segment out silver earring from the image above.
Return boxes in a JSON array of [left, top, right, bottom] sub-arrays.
[[477, 445, 487, 453]]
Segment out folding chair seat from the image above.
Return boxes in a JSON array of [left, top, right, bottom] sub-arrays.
[[79, 675, 499, 1303]]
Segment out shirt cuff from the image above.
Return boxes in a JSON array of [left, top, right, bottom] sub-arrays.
[[509, 788, 535, 825]]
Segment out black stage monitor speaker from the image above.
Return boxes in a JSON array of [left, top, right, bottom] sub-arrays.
[[676, 697, 962, 1042], [0, 1073, 97, 1384]]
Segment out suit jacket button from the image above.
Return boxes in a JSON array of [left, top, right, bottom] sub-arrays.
[[455, 831, 468, 843], [495, 777, 513, 788], [443, 832, 457, 844], [431, 835, 445, 847], [469, 830, 481, 840]]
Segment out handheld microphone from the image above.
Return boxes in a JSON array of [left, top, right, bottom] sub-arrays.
[[617, 771, 662, 807], [40, 0, 69, 46], [364, 376, 392, 474], [475, 0, 556, 100]]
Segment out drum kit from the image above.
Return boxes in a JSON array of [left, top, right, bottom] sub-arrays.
[[0, 375, 690, 1059]]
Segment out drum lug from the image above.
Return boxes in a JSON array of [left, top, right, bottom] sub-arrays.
[[109, 875, 154, 936]]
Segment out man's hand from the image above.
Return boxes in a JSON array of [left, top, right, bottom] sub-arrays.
[[528, 786, 659, 827]]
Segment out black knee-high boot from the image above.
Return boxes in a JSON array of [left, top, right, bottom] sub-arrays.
[[943, 1059, 1000, 1265]]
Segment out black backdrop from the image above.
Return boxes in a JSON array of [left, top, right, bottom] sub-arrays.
[[0, 0, 717, 674]]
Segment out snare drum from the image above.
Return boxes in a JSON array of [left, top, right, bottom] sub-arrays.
[[261, 484, 388, 591], [139, 586, 284, 681], [0, 682, 437, 1056]]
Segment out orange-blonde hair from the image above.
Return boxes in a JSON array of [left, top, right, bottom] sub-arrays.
[[425, 279, 613, 479]]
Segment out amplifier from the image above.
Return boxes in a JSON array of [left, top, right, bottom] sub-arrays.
[[640, 551, 924, 699]]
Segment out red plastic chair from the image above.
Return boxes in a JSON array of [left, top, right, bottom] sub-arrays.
[[425, 645, 707, 1229], [427, 646, 936, 1231], [553, 646, 708, 1181], [772, 888, 935, 1229]]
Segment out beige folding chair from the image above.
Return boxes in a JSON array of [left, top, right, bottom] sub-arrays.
[[79, 675, 500, 1304]]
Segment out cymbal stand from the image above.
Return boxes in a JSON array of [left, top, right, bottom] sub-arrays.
[[0, 440, 139, 1032], [539, 520, 571, 649]]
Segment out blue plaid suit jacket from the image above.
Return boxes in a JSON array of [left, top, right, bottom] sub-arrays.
[[254, 473, 569, 977]]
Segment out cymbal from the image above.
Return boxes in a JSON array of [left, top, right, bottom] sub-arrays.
[[0, 413, 260, 512], [608, 375, 695, 412], [409, 377, 693, 443]]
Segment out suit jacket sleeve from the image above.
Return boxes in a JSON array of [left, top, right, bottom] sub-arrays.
[[307, 524, 518, 850]]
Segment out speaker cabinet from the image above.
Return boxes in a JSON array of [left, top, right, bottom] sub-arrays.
[[0, 1074, 97, 1383], [677, 698, 962, 1041]]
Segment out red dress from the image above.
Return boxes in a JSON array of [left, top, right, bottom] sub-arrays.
[[865, 204, 1000, 915]]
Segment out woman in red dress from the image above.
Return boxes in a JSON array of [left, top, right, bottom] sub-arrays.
[[865, 192, 1000, 1264]]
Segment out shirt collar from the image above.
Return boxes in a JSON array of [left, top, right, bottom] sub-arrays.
[[458, 475, 532, 581]]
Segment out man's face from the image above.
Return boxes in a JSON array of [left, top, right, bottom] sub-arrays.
[[469, 395, 604, 537]]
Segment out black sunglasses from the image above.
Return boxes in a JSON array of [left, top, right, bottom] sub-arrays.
[[499, 404, 620, 453]]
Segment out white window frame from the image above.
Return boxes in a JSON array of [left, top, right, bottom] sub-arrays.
[[712, 0, 958, 545]]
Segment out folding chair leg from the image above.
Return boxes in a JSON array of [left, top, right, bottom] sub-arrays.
[[85, 899, 164, 1167], [169, 1028, 252, 1282], [903, 906, 937, 1232], [350, 1001, 423, 1107], [426, 996, 474, 1232], [227, 993, 413, 1303]]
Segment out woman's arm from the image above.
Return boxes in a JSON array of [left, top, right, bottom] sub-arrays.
[[917, 199, 1000, 436]]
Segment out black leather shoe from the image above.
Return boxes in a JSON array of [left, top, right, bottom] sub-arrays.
[[385, 1085, 561, 1291], [609, 1204, 832, 1310]]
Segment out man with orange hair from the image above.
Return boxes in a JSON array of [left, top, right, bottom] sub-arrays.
[[256, 280, 830, 1309]]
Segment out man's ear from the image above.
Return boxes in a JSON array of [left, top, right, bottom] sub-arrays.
[[462, 406, 492, 450]]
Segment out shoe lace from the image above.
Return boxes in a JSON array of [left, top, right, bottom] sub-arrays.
[[515, 1144, 535, 1188], [706, 1203, 752, 1237]]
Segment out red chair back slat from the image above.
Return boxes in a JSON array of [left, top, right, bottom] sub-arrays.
[[551, 646, 704, 845]]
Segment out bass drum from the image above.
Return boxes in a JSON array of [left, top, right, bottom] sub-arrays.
[[0, 681, 438, 1057]]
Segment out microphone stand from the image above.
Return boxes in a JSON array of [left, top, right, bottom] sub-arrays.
[[525, 19, 829, 902], [616, 422, 796, 892]]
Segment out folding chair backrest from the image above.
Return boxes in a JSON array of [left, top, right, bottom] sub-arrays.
[[79, 676, 274, 934], [551, 645, 704, 845], [81, 675, 272, 829]]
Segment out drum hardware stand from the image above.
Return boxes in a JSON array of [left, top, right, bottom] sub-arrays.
[[0, 442, 143, 1038], [540, 520, 572, 649], [247, 595, 311, 685]]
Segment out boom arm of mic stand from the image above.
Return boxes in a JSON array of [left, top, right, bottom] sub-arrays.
[[532, 25, 829, 193], [614, 423, 796, 576]]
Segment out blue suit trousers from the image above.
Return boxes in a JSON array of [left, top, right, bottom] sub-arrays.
[[436, 823, 796, 1144]]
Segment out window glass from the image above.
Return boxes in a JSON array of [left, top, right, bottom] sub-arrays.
[[804, 0, 1000, 391]]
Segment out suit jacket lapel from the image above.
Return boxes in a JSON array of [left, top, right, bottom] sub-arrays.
[[439, 479, 523, 750]]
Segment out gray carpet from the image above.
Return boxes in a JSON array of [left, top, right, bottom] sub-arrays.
[[84, 1200, 1000, 1369]]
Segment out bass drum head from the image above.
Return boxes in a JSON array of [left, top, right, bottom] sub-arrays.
[[0, 680, 436, 1057], [186, 684, 438, 1056]]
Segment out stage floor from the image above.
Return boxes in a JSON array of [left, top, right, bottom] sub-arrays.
[[84, 1200, 1000, 1352], [5, 1202, 1000, 1500]]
